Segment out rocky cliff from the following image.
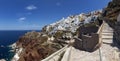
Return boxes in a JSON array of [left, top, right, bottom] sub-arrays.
[[102, 0, 120, 45], [12, 31, 66, 61], [11, 10, 102, 61]]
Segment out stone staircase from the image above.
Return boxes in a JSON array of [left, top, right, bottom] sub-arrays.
[[41, 22, 120, 61], [68, 22, 120, 61], [99, 22, 119, 61], [102, 23, 113, 40]]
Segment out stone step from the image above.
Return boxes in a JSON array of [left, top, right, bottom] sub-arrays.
[[102, 33, 113, 35], [102, 31, 113, 33], [102, 38, 113, 41], [102, 33, 113, 36], [102, 30, 113, 32], [102, 34, 113, 36], [102, 34, 113, 37], [104, 27, 113, 29], [102, 35, 113, 39], [102, 29, 113, 31], [102, 38, 113, 40], [103, 28, 113, 30], [102, 39, 113, 43]]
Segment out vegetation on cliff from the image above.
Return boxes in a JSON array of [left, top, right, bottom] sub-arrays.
[[103, 0, 120, 25], [15, 31, 67, 61]]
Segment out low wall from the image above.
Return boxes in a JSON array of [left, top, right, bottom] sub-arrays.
[[82, 33, 99, 51], [74, 21, 104, 52], [41, 45, 68, 61], [61, 46, 72, 61], [78, 25, 99, 38]]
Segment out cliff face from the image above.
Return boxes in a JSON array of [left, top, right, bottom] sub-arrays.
[[11, 1, 120, 61], [103, 0, 120, 24], [103, 0, 120, 45], [14, 31, 66, 61], [12, 10, 102, 61]]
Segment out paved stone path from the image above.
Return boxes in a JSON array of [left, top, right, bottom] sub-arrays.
[[69, 22, 120, 61]]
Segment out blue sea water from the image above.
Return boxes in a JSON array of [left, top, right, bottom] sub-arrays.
[[0, 30, 40, 61]]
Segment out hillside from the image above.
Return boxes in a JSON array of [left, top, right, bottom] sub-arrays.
[[11, 10, 102, 61], [102, 0, 120, 45], [10, 0, 120, 61]]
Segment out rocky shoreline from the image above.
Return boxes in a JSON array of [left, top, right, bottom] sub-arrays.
[[8, 43, 21, 61]]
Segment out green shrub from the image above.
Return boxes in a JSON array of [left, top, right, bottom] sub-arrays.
[[54, 30, 64, 39], [40, 36, 48, 43]]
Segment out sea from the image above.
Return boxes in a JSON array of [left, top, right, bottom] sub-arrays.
[[0, 30, 40, 61]]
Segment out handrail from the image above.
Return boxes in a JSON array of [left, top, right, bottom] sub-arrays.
[[97, 21, 105, 61], [97, 21, 105, 34], [73, 36, 82, 41], [41, 21, 105, 61], [41, 45, 68, 61]]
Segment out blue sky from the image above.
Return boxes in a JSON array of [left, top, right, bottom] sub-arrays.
[[0, 0, 110, 30]]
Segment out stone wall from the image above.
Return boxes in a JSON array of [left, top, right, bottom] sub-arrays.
[[82, 33, 99, 51], [74, 33, 99, 52], [78, 25, 98, 38], [74, 25, 100, 52]]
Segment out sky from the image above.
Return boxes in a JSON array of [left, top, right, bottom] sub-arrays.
[[0, 0, 111, 30]]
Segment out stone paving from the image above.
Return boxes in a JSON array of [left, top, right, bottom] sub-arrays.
[[69, 22, 120, 61]]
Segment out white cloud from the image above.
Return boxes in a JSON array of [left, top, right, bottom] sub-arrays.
[[56, 2, 61, 6], [26, 5, 37, 10], [18, 17, 26, 22]]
